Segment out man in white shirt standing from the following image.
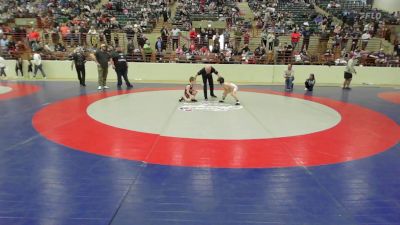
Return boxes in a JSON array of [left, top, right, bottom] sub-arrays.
[[361, 32, 371, 50], [0, 56, 7, 79], [343, 55, 358, 89], [171, 25, 181, 50], [32, 52, 47, 79]]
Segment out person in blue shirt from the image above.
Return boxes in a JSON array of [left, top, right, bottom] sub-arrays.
[[155, 37, 164, 53], [301, 27, 312, 52]]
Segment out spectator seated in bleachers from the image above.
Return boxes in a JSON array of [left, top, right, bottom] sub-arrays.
[[55, 43, 66, 52], [174, 0, 237, 31], [387, 55, 399, 67], [327, 1, 341, 9], [369, 48, 387, 66], [294, 50, 311, 64]]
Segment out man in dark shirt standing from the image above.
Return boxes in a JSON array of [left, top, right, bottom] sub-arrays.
[[71, 47, 86, 86], [301, 27, 312, 52], [92, 44, 112, 90], [195, 65, 221, 100], [112, 47, 133, 88]]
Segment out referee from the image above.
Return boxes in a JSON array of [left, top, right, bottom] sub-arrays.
[[112, 47, 133, 88], [71, 47, 86, 86], [195, 65, 220, 100]]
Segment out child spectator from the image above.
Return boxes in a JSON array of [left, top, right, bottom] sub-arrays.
[[305, 74, 316, 91]]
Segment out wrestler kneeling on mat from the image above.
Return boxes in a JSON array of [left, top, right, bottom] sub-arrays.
[[179, 76, 198, 102], [217, 77, 240, 105]]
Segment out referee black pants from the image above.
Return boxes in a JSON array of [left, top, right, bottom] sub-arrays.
[[116, 68, 132, 87], [202, 75, 215, 99], [75, 65, 85, 85]]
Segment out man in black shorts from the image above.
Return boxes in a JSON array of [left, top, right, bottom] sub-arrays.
[[343, 55, 357, 89], [195, 65, 221, 100]]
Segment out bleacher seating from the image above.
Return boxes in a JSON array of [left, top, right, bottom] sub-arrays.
[[0, 0, 398, 67]]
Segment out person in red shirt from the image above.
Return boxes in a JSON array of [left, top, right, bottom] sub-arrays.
[[29, 31, 40, 41], [291, 30, 301, 50], [189, 28, 197, 43], [59, 24, 71, 46], [27, 29, 40, 48], [200, 45, 209, 55]]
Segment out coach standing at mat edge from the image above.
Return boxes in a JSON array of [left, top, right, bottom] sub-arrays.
[[71, 47, 86, 86], [112, 47, 133, 88], [92, 44, 112, 90], [195, 65, 221, 100]]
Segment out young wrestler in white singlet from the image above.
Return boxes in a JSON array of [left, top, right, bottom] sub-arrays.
[[217, 77, 240, 105]]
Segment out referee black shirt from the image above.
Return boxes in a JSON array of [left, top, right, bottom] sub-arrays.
[[197, 66, 219, 77], [112, 52, 128, 70]]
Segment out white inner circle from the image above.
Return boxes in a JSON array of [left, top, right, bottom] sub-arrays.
[[87, 90, 341, 140], [0, 86, 12, 95]]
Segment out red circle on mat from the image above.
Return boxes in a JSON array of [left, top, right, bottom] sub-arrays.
[[378, 92, 400, 104], [0, 83, 41, 100], [32, 88, 400, 168]]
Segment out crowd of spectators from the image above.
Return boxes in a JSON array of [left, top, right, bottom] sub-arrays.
[[173, 0, 239, 31], [103, 0, 171, 31], [244, 0, 400, 66], [0, 0, 398, 67], [316, 0, 400, 66], [0, 0, 166, 57], [249, 0, 320, 33]]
